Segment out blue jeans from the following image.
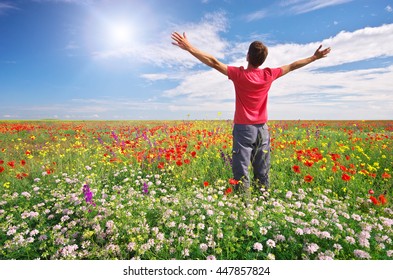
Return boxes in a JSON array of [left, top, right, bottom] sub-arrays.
[[232, 123, 270, 192]]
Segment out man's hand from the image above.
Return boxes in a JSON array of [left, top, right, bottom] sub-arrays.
[[170, 31, 228, 76], [280, 45, 331, 77], [313, 45, 331, 60], [171, 32, 192, 51]]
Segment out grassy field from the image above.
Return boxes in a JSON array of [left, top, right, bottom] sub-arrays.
[[0, 120, 392, 260]]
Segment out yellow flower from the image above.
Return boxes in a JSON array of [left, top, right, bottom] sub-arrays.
[[3, 182, 11, 188], [83, 230, 94, 239]]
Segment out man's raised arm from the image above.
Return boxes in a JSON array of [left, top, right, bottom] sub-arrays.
[[280, 45, 331, 77], [171, 32, 228, 76]]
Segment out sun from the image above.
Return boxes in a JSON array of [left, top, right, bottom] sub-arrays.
[[108, 22, 133, 45], [84, 11, 139, 52]]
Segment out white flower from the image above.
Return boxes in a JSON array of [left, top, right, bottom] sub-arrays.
[[182, 249, 190, 257], [267, 253, 275, 260], [199, 243, 208, 252], [259, 227, 268, 235], [127, 242, 136, 252], [157, 233, 165, 241], [345, 236, 356, 244], [351, 213, 362, 221], [266, 239, 276, 248], [354, 249, 370, 259], [21, 192, 31, 198], [304, 243, 319, 254], [253, 242, 263, 251], [295, 228, 304, 235], [197, 223, 205, 230]]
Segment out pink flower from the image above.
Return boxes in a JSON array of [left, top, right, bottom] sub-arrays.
[[253, 242, 263, 251], [266, 239, 276, 248], [304, 243, 319, 254], [354, 249, 371, 259], [295, 228, 304, 235]]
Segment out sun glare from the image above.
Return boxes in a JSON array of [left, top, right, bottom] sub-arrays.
[[109, 22, 133, 45]]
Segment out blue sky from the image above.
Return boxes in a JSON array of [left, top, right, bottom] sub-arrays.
[[1, 0, 392, 120]]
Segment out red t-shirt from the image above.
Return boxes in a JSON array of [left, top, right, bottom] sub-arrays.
[[227, 66, 282, 124]]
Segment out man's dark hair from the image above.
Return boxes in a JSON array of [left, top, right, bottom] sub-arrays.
[[248, 41, 268, 67]]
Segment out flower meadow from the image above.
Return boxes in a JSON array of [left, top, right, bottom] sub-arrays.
[[0, 120, 392, 260]]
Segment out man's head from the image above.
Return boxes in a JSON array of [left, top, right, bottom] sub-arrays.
[[247, 41, 268, 68]]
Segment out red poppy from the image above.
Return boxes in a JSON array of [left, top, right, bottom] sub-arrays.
[[203, 181, 209, 187], [157, 162, 165, 169], [190, 151, 196, 158], [304, 160, 314, 167], [229, 178, 239, 185], [20, 160, 26, 166], [0, 159, 4, 165], [184, 159, 190, 164], [330, 154, 340, 161], [16, 173, 28, 179], [224, 187, 233, 195], [368, 189, 374, 195], [382, 172, 391, 179], [292, 165, 301, 173], [109, 157, 121, 163], [379, 194, 387, 205], [304, 175, 313, 182], [7, 161, 15, 168], [176, 160, 183, 166], [341, 173, 351, 181], [370, 196, 379, 205], [0, 166, 4, 173], [340, 165, 347, 172]]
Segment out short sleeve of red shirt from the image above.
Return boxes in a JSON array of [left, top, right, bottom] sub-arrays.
[[227, 66, 282, 124]]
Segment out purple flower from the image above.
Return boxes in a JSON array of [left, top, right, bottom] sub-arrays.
[[83, 184, 95, 206], [97, 137, 104, 145], [111, 131, 119, 142], [142, 182, 149, 195]]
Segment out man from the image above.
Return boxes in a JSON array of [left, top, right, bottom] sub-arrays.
[[171, 32, 330, 197]]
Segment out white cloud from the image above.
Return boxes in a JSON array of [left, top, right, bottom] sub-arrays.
[[245, 10, 268, 22], [243, 0, 353, 23], [0, 2, 17, 14], [280, 0, 353, 14], [386, 5, 392, 13], [140, 73, 169, 81]]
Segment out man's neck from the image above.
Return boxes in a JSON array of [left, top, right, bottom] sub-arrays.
[[246, 63, 259, 70]]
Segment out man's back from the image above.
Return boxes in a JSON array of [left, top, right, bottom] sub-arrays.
[[227, 66, 282, 125]]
